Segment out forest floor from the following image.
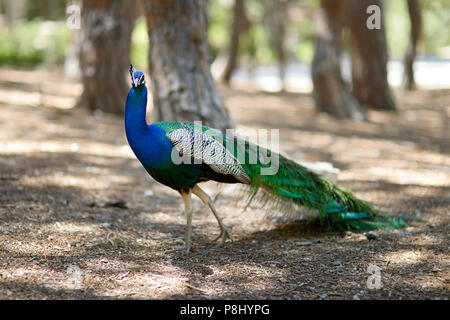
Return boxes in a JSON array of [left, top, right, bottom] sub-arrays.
[[0, 68, 448, 300]]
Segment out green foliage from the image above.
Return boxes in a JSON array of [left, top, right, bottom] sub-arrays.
[[421, 0, 450, 55], [385, 0, 410, 58], [208, 0, 279, 65], [130, 18, 149, 70], [386, 0, 450, 58], [208, 0, 231, 60], [0, 19, 69, 66], [295, 41, 314, 64]]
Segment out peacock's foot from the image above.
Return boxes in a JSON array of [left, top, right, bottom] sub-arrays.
[[213, 225, 233, 247], [184, 235, 192, 254]]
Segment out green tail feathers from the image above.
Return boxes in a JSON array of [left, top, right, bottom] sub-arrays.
[[172, 122, 414, 232], [242, 150, 410, 232]]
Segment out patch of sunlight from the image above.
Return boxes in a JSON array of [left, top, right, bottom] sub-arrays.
[[0, 89, 77, 109], [1, 238, 70, 257], [284, 77, 313, 93], [407, 151, 450, 166], [142, 212, 182, 224], [40, 94, 77, 109], [0, 90, 41, 106], [22, 173, 134, 190], [0, 140, 135, 159], [289, 132, 334, 148], [0, 141, 77, 153], [0, 265, 87, 293], [50, 221, 100, 234], [340, 167, 450, 187], [383, 250, 430, 266]]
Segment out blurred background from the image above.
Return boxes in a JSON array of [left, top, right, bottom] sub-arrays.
[[0, 0, 449, 114]]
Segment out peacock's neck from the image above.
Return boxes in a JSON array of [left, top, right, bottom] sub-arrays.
[[125, 86, 152, 158], [125, 85, 168, 167], [125, 86, 148, 134]]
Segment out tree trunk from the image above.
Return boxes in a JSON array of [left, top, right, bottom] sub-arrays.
[[348, 0, 396, 111], [312, 0, 366, 121], [141, 0, 234, 132], [78, 0, 138, 115], [1, 0, 27, 25], [264, 0, 288, 89], [403, 0, 422, 90], [222, 0, 249, 84]]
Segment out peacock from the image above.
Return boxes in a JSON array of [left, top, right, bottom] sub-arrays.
[[125, 65, 408, 253]]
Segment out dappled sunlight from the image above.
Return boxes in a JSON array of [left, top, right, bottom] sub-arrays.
[[0, 141, 134, 159], [22, 172, 134, 190], [0, 69, 82, 110], [383, 249, 431, 266], [341, 167, 449, 187], [0, 68, 448, 299], [49, 221, 101, 234]]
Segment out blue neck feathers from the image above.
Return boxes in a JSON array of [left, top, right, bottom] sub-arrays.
[[125, 85, 167, 167], [125, 86, 148, 135]]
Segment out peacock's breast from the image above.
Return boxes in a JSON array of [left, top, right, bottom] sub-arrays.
[[145, 162, 200, 190], [130, 126, 173, 167]]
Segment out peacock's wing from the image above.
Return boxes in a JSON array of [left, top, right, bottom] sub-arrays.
[[154, 122, 251, 184]]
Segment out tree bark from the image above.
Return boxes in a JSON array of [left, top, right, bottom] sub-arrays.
[[141, 0, 234, 132], [78, 0, 138, 114], [348, 0, 396, 111], [403, 0, 422, 90], [312, 0, 366, 121], [222, 0, 249, 84], [264, 0, 288, 88], [1, 0, 27, 25]]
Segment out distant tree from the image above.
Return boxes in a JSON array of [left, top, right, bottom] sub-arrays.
[[403, 0, 422, 90], [312, 0, 366, 121], [78, 0, 138, 114], [348, 0, 396, 111], [141, 0, 234, 131], [0, 0, 26, 25], [222, 0, 249, 84], [263, 0, 288, 89], [25, 0, 66, 20]]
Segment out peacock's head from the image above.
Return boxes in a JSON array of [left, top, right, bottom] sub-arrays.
[[129, 64, 146, 88]]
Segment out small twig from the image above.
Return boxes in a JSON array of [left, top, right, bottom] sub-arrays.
[[106, 232, 114, 245], [185, 283, 207, 293], [117, 271, 130, 281], [146, 272, 168, 279]]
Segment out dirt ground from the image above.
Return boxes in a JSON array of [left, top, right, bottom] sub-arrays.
[[0, 68, 448, 300]]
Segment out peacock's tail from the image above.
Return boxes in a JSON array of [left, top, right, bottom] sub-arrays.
[[241, 146, 409, 232], [160, 121, 412, 231]]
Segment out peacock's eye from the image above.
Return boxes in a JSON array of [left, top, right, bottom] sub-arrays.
[[137, 74, 145, 86]]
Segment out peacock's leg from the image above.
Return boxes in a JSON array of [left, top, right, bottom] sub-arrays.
[[192, 185, 233, 246], [180, 189, 193, 254]]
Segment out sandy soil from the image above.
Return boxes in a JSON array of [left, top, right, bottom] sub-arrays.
[[0, 68, 448, 299]]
